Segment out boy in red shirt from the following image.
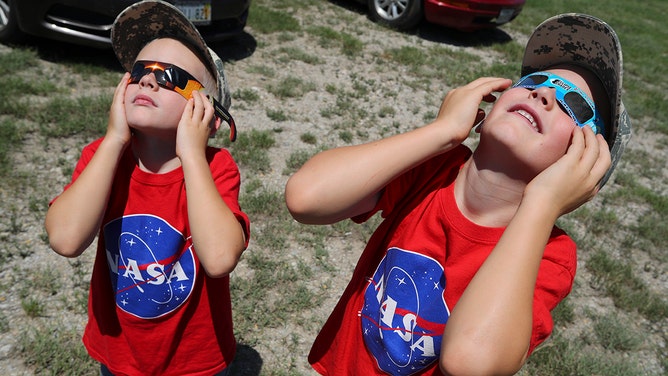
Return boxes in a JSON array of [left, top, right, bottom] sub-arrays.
[[45, 2, 248, 375], [285, 13, 631, 376]]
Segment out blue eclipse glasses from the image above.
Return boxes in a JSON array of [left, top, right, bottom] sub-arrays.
[[513, 72, 605, 136]]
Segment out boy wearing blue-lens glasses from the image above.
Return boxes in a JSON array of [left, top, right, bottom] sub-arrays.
[[285, 13, 631, 376]]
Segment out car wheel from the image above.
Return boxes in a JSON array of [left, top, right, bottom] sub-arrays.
[[367, 0, 423, 30], [0, 0, 25, 44]]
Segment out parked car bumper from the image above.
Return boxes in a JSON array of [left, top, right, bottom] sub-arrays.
[[424, 0, 524, 31], [12, 0, 250, 48]]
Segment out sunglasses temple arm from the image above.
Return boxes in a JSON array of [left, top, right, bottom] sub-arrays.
[[210, 97, 237, 142]]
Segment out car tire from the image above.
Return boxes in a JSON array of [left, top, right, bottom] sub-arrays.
[[367, 0, 423, 31], [0, 0, 26, 44]]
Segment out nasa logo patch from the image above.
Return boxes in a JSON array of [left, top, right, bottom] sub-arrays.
[[104, 214, 196, 318], [361, 247, 449, 375]]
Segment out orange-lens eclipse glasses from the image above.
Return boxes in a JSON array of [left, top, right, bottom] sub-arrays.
[[129, 60, 237, 141]]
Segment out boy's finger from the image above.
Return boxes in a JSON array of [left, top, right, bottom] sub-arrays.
[[113, 73, 131, 101], [468, 77, 511, 95], [591, 134, 612, 182], [566, 126, 585, 159], [180, 98, 194, 122], [190, 91, 204, 119], [580, 126, 600, 167], [196, 91, 215, 122]]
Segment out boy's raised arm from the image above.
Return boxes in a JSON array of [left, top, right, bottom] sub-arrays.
[[285, 77, 512, 225], [177, 91, 246, 278], [45, 74, 133, 257]]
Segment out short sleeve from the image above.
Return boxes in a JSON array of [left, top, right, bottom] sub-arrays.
[[352, 145, 471, 224], [207, 147, 251, 248], [528, 228, 577, 354], [49, 137, 105, 206]]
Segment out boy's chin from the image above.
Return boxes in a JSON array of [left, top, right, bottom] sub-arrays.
[[127, 124, 177, 137], [476, 140, 551, 181]]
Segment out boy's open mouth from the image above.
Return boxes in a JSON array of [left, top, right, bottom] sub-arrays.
[[515, 109, 539, 132]]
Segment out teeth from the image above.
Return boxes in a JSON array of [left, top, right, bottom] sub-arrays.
[[516, 109, 538, 132]]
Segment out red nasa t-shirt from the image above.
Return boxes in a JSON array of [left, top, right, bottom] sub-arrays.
[[309, 145, 576, 375], [54, 138, 250, 376]]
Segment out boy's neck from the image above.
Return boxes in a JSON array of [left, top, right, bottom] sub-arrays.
[[454, 157, 526, 228], [131, 134, 181, 174]]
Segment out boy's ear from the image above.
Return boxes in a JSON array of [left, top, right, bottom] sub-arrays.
[[209, 116, 222, 138]]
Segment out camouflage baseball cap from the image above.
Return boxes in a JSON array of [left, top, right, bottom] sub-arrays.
[[111, 1, 235, 139], [521, 13, 631, 187]]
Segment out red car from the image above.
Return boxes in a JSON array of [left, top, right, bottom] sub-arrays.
[[364, 0, 525, 31]]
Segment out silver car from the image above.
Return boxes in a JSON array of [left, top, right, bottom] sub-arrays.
[[0, 0, 250, 48]]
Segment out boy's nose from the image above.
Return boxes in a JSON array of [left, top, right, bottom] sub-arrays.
[[530, 86, 557, 110], [138, 72, 159, 90]]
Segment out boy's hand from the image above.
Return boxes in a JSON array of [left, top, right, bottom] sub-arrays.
[[435, 77, 512, 144], [176, 91, 218, 160], [525, 126, 611, 217], [107, 73, 132, 146]]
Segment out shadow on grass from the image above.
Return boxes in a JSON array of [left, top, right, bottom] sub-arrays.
[[229, 344, 263, 376], [4, 29, 258, 70]]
